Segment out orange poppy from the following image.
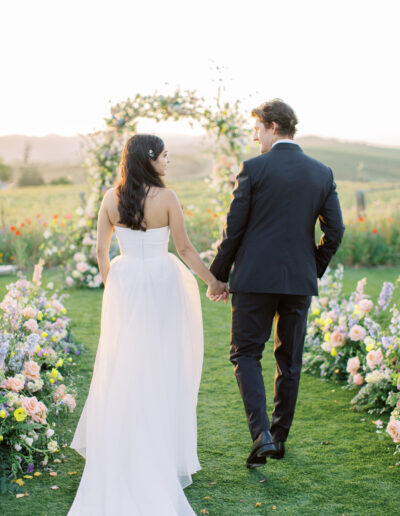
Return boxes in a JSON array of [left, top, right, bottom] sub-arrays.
[[16, 230, 21, 236]]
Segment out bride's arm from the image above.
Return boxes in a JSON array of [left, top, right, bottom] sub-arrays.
[[166, 189, 227, 297], [96, 193, 114, 285]]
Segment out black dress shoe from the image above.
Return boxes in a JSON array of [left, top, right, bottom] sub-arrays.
[[246, 431, 277, 469], [269, 441, 285, 459]]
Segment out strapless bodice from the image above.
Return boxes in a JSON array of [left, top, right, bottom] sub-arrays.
[[114, 225, 169, 260]]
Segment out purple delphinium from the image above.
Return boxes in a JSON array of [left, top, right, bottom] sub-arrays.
[[376, 282, 395, 313]]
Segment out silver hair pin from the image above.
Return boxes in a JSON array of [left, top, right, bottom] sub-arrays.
[[148, 149, 155, 159]]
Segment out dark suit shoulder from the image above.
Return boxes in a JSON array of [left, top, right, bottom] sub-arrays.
[[300, 151, 333, 177], [243, 153, 270, 170]]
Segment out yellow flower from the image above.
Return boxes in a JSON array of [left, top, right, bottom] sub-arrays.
[[61, 308, 66, 314], [23, 475, 33, 479], [56, 358, 63, 368], [0, 435, 3, 441], [0, 409, 6, 418], [45, 304, 50, 309], [52, 336, 57, 342], [52, 316, 56, 321], [10, 351, 15, 358], [335, 368, 340, 373], [325, 318, 333, 326], [324, 332, 331, 342], [68, 358, 73, 362], [49, 378, 55, 384], [37, 311, 43, 321], [51, 368, 58, 378], [14, 407, 27, 422], [34, 472, 42, 477], [35, 344, 41, 352], [366, 343, 374, 352], [313, 308, 320, 316], [42, 332, 48, 338], [330, 347, 337, 357], [15, 478, 24, 486]]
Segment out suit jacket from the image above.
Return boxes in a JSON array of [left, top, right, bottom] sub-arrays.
[[209, 142, 345, 296]]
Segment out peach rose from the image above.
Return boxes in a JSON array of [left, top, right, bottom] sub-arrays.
[[366, 348, 383, 369], [53, 384, 66, 402], [386, 416, 400, 443], [331, 330, 345, 348], [22, 306, 37, 319], [320, 297, 329, 307], [346, 357, 360, 375], [349, 325, 367, 342], [24, 318, 39, 333], [3, 376, 25, 392], [23, 360, 41, 380], [359, 299, 373, 313], [76, 262, 89, 273], [353, 373, 364, 386], [21, 396, 47, 424]]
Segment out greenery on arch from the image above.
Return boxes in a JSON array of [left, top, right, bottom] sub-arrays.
[[44, 88, 251, 287]]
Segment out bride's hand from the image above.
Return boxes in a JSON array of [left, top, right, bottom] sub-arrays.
[[207, 279, 230, 304]]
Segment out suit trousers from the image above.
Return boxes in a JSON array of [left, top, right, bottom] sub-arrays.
[[230, 292, 311, 442]]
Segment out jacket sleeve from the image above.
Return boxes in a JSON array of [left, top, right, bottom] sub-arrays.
[[314, 169, 345, 278], [209, 161, 252, 282]]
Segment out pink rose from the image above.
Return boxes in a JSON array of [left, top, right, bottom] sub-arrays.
[[366, 349, 383, 369], [42, 347, 57, 359], [386, 416, 400, 443], [51, 299, 64, 312], [320, 297, 329, 307], [346, 357, 360, 376], [353, 373, 364, 386], [63, 394, 76, 412], [331, 330, 345, 348], [24, 318, 39, 333], [349, 325, 367, 342], [3, 376, 25, 392], [359, 299, 373, 313], [65, 276, 74, 287], [76, 261, 89, 273], [23, 360, 41, 380], [21, 395, 47, 424], [22, 306, 37, 319]]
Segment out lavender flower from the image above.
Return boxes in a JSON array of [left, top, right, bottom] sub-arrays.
[[375, 282, 395, 313]]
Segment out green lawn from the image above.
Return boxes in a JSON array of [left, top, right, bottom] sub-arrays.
[[0, 267, 399, 515]]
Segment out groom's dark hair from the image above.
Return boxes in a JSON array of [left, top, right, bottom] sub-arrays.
[[252, 99, 298, 138]]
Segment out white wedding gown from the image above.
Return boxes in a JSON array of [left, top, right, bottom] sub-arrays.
[[68, 226, 203, 515]]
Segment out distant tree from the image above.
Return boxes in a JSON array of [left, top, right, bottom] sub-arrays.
[[18, 165, 45, 187], [49, 176, 73, 185], [0, 159, 12, 182]]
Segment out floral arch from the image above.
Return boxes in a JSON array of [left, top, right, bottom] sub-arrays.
[[46, 89, 251, 287]]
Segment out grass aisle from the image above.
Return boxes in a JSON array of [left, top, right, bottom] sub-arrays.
[[0, 268, 399, 515]]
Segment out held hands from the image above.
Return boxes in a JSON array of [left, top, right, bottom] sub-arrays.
[[206, 278, 230, 304]]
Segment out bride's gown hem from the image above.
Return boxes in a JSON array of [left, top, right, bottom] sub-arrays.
[[67, 226, 203, 516]]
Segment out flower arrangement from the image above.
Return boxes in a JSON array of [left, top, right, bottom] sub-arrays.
[[0, 260, 81, 493], [303, 265, 400, 456]]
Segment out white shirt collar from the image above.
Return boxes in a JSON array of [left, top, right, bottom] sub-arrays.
[[272, 139, 297, 148]]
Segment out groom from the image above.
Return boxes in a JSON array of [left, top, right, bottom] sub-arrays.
[[208, 99, 345, 468]]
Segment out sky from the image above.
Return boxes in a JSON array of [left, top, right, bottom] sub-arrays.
[[1, 0, 400, 146]]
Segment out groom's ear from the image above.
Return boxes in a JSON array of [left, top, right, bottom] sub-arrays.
[[271, 121, 279, 134]]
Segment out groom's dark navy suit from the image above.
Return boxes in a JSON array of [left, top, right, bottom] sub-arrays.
[[210, 142, 345, 442]]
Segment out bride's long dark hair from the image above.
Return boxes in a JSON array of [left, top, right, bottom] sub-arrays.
[[116, 134, 165, 231]]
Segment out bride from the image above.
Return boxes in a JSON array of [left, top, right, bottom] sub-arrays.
[[67, 134, 228, 515]]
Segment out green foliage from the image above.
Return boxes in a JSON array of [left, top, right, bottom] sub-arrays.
[[18, 166, 45, 187], [48, 176, 73, 185], [0, 160, 12, 182]]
